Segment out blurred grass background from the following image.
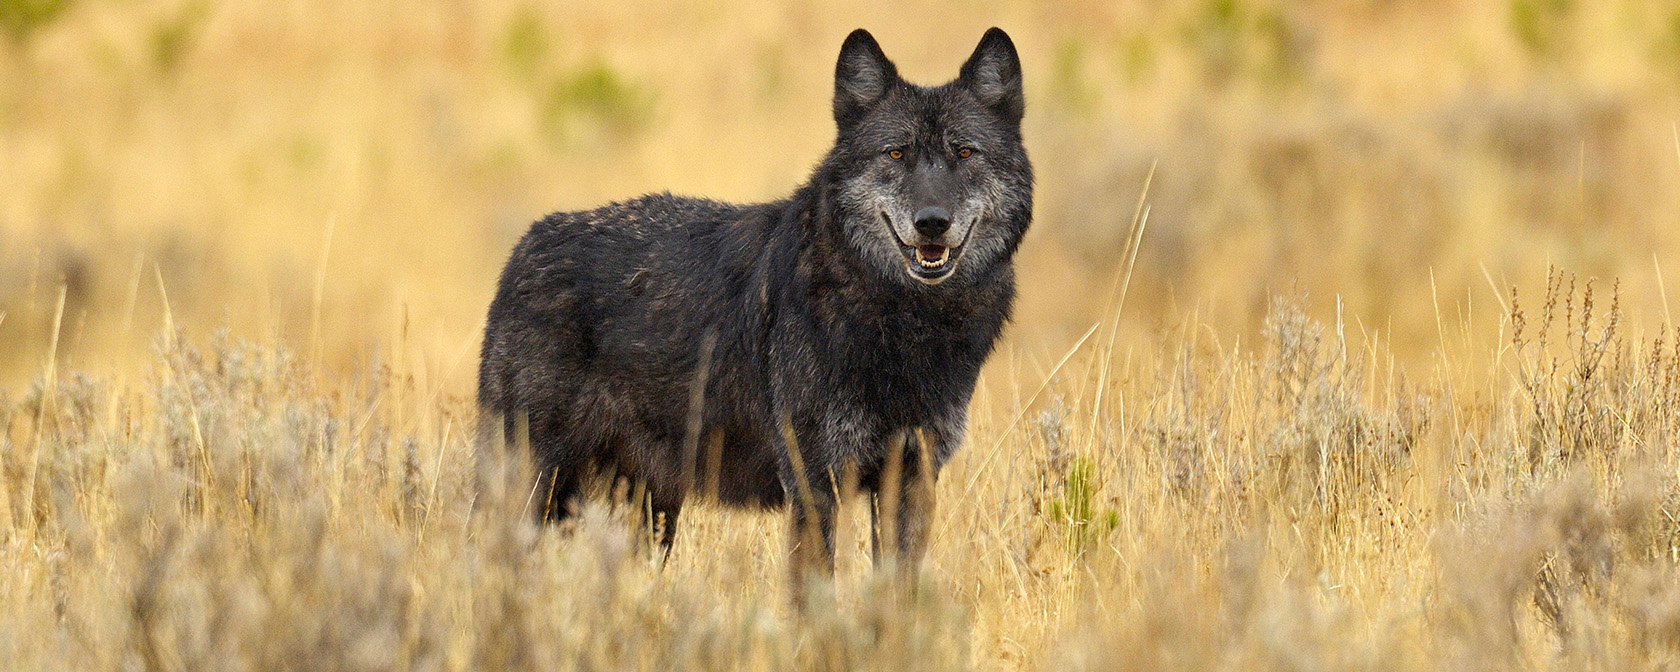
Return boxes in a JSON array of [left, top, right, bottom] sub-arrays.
[[4, 0, 1680, 388]]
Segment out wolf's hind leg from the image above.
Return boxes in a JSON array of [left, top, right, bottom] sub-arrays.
[[651, 495, 682, 560], [536, 464, 580, 523]]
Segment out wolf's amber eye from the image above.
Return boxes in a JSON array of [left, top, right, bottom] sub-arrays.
[[888, 149, 903, 160], [957, 147, 973, 159]]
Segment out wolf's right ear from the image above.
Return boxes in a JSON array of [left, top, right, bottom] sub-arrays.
[[834, 29, 897, 126]]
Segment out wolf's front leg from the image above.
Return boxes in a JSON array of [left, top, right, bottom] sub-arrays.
[[872, 423, 956, 578], [775, 410, 858, 607], [786, 491, 838, 603]]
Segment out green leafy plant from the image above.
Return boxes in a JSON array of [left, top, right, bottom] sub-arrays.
[[0, 0, 72, 45], [540, 62, 655, 146], [1045, 456, 1120, 557]]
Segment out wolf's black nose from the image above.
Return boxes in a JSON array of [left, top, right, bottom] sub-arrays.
[[913, 207, 951, 238]]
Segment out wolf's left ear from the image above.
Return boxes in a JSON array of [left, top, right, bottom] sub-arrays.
[[959, 28, 1024, 124], [834, 29, 898, 126]]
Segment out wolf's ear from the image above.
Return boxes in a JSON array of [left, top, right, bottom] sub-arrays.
[[834, 29, 897, 125], [959, 28, 1024, 124]]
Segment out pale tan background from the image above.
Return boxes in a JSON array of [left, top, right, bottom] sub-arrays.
[[3, 0, 1679, 385]]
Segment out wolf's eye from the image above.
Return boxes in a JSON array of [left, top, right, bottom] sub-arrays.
[[888, 149, 903, 160], [957, 147, 974, 159]]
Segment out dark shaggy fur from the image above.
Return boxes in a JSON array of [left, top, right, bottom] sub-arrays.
[[478, 28, 1032, 582]]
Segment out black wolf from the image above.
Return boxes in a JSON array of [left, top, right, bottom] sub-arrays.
[[478, 28, 1031, 583]]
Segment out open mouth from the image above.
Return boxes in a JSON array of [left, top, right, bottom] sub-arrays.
[[901, 241, 962, 283], [885, 212, 965, 284], [915, 244, 951, 269]]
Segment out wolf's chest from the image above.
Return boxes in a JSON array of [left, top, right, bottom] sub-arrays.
[[811, 312, 994, 422]]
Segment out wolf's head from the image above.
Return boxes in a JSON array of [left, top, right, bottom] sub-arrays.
[[826, 28, 1033, 287]]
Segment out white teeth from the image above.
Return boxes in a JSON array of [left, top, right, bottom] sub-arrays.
[[915, 247, 950, 268]]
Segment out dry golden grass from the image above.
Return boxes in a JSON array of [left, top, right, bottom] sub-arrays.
[[7, 0, 1680, 669]]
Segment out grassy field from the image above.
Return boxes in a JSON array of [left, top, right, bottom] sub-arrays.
[[6, 0, 1680, 668]]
